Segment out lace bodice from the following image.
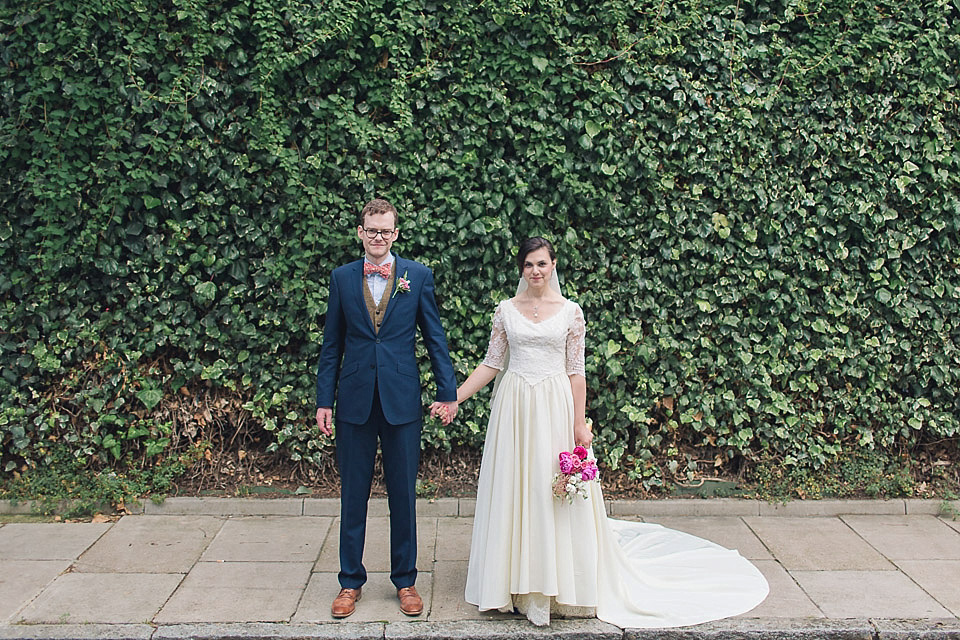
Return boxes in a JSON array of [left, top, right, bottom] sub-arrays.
[[481, 299, 586, 384]]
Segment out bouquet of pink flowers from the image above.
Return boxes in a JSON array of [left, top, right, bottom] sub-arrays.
[[552, 445, 599, 502]]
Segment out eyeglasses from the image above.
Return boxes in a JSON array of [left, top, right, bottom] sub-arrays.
[[362, 228, 397, 239]]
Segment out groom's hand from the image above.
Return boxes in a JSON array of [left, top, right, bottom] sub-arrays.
[[316, 407, 333, 436]]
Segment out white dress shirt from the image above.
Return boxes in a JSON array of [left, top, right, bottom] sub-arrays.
[[364, 253, 395, 305]]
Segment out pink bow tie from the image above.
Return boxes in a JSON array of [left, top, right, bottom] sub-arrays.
[[364, 262, 392, 279]]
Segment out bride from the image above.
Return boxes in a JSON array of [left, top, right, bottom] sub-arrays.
[[448, 237, 768, 628]]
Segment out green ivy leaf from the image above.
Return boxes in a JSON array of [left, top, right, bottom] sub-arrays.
[[604, 340, 621, 358], [195, 281, 217, 303], [2, 0, 957, 492], [136, 388, 163, 411], [621, 323, 642, 344]]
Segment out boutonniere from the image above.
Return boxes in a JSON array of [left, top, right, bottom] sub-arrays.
[[392, 270, 411, 297]]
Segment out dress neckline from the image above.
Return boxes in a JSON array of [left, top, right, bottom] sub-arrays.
[[507, 298, 567, 325]]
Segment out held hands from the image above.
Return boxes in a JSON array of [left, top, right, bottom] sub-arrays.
[[318, 402, 457, 433], [316, 407, 333, 437], [429, 401, 458, 426]]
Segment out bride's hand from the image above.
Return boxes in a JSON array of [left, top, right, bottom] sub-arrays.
[[574, 421, 593, 448], [430, 401, 458, 426]]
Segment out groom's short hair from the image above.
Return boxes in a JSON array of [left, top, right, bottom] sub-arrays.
[[359, 198, 399, 227]]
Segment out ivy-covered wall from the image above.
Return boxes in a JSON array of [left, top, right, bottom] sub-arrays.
[[2, 0, 958, 488]]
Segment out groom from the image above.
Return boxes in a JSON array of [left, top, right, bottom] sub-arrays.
[[315, 198, 458, 619]]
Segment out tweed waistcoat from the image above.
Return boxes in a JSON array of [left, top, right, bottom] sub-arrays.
[[361, 264, 395, 334]]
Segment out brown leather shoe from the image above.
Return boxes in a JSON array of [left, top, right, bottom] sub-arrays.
[[397, 586, 423, 616], [331, 587, 361, 619]]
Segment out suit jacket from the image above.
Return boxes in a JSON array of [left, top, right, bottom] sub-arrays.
[[315, 256, 457, 425]]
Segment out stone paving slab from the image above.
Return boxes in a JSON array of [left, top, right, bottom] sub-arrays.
[[738, 560, 822, 619], [4, 502, 960, 639], [894, 560, 960, 617], [792, 570, 953, 619], [73, 515, 223, 573], [841, 515, 960, 560], [294, 571, 434, 623], [0, 560, 72, 622], [742, 517, 894, 570], [155, 561, 313, 623], [200, 516, 332, 563], [15, 573, 184, 624], [427, 560, 501, 622], [314, 517, 437, 573], [642, 517, 773, 560], [0, 523, 110, 560], [435, 517, 475, 562]]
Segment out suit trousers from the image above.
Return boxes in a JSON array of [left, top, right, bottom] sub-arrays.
[[335, 388, 421, 590]]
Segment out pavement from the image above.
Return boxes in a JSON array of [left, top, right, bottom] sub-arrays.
[[2, 496, 960, 640]]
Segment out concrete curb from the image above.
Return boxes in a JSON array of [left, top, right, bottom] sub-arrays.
[[155, 622, 386, 640], [0, 624, 156, 639], [624, 618, 877, 639], [2, 620, 960, 640], [3, 497, 958, 518]]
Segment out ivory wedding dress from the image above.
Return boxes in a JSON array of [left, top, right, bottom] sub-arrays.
[[464, 298, 769, 627]]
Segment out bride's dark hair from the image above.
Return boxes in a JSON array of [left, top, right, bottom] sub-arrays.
[[516, 237, 556, 274]]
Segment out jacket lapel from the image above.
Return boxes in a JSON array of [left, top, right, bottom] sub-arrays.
[[349, 261, 376, 333], [379, 256, 405, 329]]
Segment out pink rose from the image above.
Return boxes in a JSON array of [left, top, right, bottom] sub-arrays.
[[570, 456, 583, 473], [558, 452, 575, 474], [581, 461, 598, 481], [573, 445, 588, 460]]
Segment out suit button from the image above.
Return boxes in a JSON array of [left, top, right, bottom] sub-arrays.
[[376, 338, 381, 343], [370, 364, 375, 369]]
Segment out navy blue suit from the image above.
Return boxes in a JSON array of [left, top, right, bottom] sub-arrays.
[[316, 256, 457, 589]]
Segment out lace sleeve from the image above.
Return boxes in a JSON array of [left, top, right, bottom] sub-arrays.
[[481, 303, 508, 370], [565, 302, 586, 377]]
